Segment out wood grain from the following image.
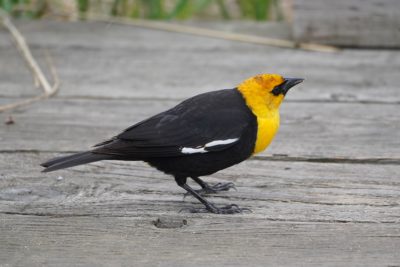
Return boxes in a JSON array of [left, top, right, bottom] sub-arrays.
[[1, 152, 400, 266], [1, 153, 399, 222], [293, 0, 400, 48], [1, 21, 399, 267], [1, 214, 400, 267], [1, 98, 399, 159], [1, 21, 400, 103]]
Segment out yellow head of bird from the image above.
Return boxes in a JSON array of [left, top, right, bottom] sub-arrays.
[[237, 74, 304, 111]]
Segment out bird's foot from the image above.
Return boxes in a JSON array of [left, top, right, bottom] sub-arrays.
[[181, 204, 251, 214], [184, 182, 236, 198], [205, 182, 237, 193]]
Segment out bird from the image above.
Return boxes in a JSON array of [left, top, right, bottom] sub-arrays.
[[41, 74, 303, 214]]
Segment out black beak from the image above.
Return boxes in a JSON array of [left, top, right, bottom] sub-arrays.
[[272, 77, 304, 96]]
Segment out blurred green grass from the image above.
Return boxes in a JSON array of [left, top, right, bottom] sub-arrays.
[[0, 0, 281, 21]]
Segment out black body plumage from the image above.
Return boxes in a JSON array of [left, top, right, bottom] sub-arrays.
[[41, 89, 258, 214], [95, 89, 257, 177]]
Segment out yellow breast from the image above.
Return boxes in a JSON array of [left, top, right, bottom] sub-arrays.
[[236, 74, 284, 155], [254, 112, 280, 154]]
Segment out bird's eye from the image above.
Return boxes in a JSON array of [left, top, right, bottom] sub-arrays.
[[271, 84, 284, 96]]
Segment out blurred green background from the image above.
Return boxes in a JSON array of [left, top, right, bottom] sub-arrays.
[[0, 0, 283, 21]]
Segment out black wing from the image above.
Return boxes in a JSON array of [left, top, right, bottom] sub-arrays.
[[93, 89, 252, 158]]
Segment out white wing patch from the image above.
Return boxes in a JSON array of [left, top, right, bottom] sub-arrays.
[[205, 138, 239, 147], [181, 147, 207, 154], [180, 138, 239, 154]]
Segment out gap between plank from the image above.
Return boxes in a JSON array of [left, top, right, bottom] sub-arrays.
[[0, 211, 396, 224], [6, 95, 397, 105], [1, 150, 399, 165]]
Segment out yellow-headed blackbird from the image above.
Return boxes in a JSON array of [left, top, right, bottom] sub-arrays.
[[41, 74, 303, 214]]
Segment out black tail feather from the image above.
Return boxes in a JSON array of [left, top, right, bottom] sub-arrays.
[[41, 151, 112, 173], [41, 152, 89, 168]]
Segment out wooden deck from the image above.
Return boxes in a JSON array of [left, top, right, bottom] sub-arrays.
[[1, 21, 400, 266]]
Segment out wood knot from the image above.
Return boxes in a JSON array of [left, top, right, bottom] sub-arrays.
[[153, 217, 188, 229]]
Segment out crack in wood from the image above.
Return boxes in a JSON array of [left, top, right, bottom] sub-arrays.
[[1, 211, 98, 217], [3, 94, 398, 105], [0, 149, 400, 165], [254, 155, 400, 165], [1, 150, 399, 165], [213, 195, 400, 208], [1, 211, 396, 224]]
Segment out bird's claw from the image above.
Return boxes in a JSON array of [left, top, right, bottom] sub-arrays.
[[183, 182, 236, 199], [209, 182, 237, 192], [183, 203, 251, 214]]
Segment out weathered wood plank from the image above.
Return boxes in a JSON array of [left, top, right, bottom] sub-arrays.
[[1, 20, 399, 267], [1, 98, 399, 159], [1, 21, 400, 103], [1, 214, 399, 267], [293, 0, 400, 48], [1, 152, 399, 266], [1, 153, 399, 223]]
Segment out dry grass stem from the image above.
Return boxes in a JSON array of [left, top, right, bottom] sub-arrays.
[[88, 13, 339, 53], [0, 12, 60, 113]]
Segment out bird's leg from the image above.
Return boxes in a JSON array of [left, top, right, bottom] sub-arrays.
[[175, 176, 249, 214], [190, 176, 236, 195]]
